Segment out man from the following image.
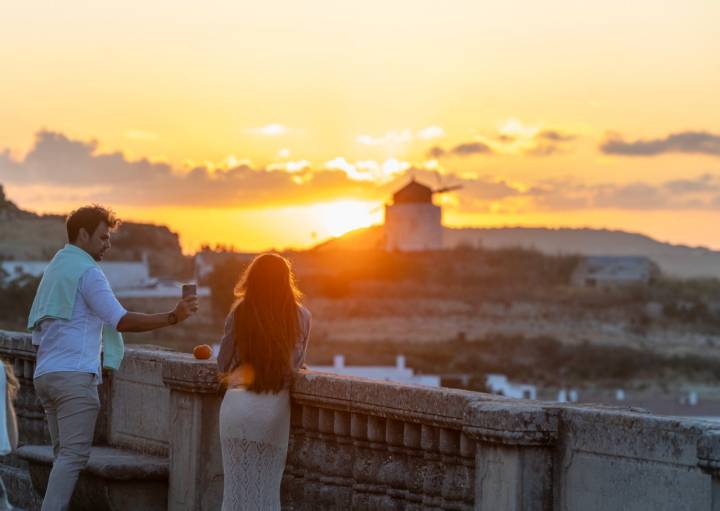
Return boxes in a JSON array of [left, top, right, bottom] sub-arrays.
[[27, 205, 198, 511]]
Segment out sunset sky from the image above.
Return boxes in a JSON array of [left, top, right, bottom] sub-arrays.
[[1, 0, 720, 252]]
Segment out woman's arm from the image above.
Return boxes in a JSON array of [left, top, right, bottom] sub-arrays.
[[217, 310, 237, 373], [293, 307, 312, 370]]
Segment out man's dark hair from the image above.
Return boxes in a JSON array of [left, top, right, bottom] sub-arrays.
[[66, 205, 120, 242]]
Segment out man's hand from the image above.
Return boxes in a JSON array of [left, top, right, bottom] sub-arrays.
[[173, 295, 199, 323]]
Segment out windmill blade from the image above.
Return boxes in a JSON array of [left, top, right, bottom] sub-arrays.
[[433, 184, 463, 194]]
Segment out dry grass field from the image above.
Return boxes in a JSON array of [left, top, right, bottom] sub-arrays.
[[303, 296, 720, 360]]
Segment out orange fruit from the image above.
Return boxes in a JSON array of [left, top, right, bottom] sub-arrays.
[[193, 344, 213, 360]]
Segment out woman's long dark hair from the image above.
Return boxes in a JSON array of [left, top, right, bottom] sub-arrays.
[[230, 253, 302, 393]]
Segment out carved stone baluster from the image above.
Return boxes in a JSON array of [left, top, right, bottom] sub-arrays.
[[314, 407, 342, 508], [403, 421, 424, 511], [381, 418, 407, 507], [328, 410, 353, 509], [13, 358, 23, 382], [366, 415, 397, 510], [8, 350, 47, 444], [350, 413, 372, 509], [23, 358, 34, 379], [421, 424, 444, 509], [299, 405, 322, 510], [458, 433, 476, 511], [283, 401, 306, 506], [439, 427, 472, 510]]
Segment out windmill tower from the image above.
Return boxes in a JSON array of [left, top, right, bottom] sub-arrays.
[[384, 178, 461, 251]]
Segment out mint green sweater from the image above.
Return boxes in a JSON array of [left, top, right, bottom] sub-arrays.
[[27, 244, 125, 370]]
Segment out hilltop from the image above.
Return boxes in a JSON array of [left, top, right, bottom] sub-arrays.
[[5, 179, 720, 279], [317, 225, 720, 279], [0, 184, 190, 278]]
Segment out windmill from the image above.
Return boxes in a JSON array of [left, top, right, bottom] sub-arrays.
[[380, 175, 462, 251], [371, 173, 463, 214]]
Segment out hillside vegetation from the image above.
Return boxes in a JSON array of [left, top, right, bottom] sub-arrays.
[[0, 184, 190, 278], [318, 224, 720, 278]]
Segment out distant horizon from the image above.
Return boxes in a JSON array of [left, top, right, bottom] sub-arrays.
[[6, 183, 719, 256]]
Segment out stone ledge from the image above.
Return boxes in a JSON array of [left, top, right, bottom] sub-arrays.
[[161, 353, 220, 393], [0, 330, 34, 358], [697, 430, 720, 475], [464, 401, 559, 446], [292, 370, 503, 429], [16, 445, 168, 480]]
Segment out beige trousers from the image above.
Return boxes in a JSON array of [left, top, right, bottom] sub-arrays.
[[34, 372, 100, 511]]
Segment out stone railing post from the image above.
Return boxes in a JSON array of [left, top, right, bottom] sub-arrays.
[[464, 401, 558, 511], [697, 430, 720, 511], [162, 355, 223, 511]]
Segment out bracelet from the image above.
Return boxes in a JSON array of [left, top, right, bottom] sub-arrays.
[[168, 311, 178, 325]]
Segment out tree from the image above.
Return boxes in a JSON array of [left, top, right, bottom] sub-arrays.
[[0, 275, 40, 329], [207, 257, 248, 318]]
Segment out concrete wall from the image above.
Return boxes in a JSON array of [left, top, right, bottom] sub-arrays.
[[0, 330, 719, 510], [107, 346, 172, 456], [557, 407, 712, 511]]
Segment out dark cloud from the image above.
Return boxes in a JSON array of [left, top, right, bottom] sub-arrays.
[[0, 130, 381, 208], [664, 174, 718, 193], [5, 130, 720, 216], [430, 128, 578, 159], [453, 142, 492, 156], [525, 144, 562, 156], [426, 141, 493, 159], [600, 131, 720, 156], [592, 183, 664, 209], [536, 130, 576, 142], [526, 174, 720, 211], [524, 129, 577, 157], [427, 146, 447, 158]]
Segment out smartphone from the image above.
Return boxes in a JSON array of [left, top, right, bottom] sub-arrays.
[[182, 284, 197, 299]]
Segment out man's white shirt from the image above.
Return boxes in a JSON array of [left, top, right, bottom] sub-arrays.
[[32, 267, 127, 383]]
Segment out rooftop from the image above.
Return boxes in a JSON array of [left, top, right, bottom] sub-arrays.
[[392, 179, 434, 204]]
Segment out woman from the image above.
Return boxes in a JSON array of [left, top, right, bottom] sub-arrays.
[[217, 253, 311, 511], [0, 360, 19, 511], [0, 360, 18, 456]]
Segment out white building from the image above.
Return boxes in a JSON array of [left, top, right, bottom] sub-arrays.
[[485, 374, 537, 400], [384, 179, 443, 252], [310, 355, 441, 387], [2, 259, 154, 289], [1, 261, 47, 282], [0, 259, 206, 299], [571, 256, 659, 288]]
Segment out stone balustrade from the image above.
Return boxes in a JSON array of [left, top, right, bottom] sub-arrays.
[[0, 329, 719, 510]]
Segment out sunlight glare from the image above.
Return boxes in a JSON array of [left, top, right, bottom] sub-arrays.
[[310, 199, 383, 238]]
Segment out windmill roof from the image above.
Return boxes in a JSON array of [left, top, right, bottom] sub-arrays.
[[392, 179, 433, 204]]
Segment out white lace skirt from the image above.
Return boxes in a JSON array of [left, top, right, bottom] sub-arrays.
[[219, 388, 291, 511]]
